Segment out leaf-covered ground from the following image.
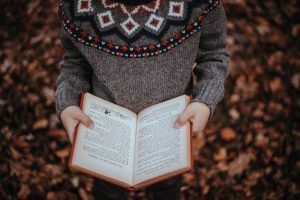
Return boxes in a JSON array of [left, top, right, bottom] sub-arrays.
[[0, 0, 299, 199]]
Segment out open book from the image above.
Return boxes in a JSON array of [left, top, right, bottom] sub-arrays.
[[69, 92, 193, 190]]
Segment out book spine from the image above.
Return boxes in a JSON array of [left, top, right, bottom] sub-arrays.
[[189, 119, 194, 170], [68, 92, 85, 168]]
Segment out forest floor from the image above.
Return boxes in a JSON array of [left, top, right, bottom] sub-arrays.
[[0, 0, 299, 199]]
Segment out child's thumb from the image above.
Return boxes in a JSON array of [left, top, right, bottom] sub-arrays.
[[174, 109, 192, 129], [74, 111, 94, 128]]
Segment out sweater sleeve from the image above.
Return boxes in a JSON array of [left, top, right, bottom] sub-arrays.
[[54, 28, 92, 124], [190, 1, 230, 121]]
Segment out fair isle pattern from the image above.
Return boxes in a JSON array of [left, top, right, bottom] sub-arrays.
[[145, 14, 165, 32], [97, 10, 114, 28], [63, 0, 207, 44], [168, 1, 185, 17], [58, 0, 221, 58], [120, 16, 140, 35], [77, 0, 93, 13], [101, 0, 161, 15]]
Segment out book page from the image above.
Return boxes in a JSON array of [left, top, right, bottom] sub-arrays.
[[133, 95, 191, 185], [72, 93, 137, 185]]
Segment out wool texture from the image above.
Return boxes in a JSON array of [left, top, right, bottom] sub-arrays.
[[55, 0, 230, 124]]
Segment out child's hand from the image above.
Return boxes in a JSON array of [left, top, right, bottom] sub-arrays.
[[60, 106, 94, 144], [174, 102, 210, 137]]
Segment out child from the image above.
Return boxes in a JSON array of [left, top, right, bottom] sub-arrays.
[[55, 0, 229, 199]]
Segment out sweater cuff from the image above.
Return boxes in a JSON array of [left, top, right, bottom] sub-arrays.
[[55, 89, 81, 125], [190, 79, 225, 121]]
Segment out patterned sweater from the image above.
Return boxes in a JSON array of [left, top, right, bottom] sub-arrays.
[[55, 0, 230, 124]]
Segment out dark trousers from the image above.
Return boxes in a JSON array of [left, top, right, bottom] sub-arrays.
[[92, 175, 183, 200]]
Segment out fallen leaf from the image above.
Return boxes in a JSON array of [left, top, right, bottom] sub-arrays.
[[220, 127, 237, 141], [49, 129, 67, 138], [55, 148, 70, 159], [214, 148, 227, 161], [228, 153, 251, 176], [79, 188, 89, 200], [193, 135, 205, 150], [17, 184, 30, 199], [9, 145, 21, 160], [33, 119, 48, 130]]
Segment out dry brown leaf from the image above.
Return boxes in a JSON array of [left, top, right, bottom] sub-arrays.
[[269, 78, 282, 92], [255, 133, 269, 147], [49, 129, 67, 138], [228, 153, 251, 176], [220, 127, 237, 141], [79, 188, 89, 200], [214, 148, 227, 161], [33, 119, 48, 130], [55, 148, 70, 159], [9, 145, 21, 160], [17, 184, 30, 199], [192, 135, 205, 150]]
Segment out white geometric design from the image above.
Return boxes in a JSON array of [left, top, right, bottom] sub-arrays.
[[97, 10, 115, 28], [168, 1, 184, 17], [77, 0, 93, 13], [102, 0, 161, 15], [145, 14, 164, 32], [120, 17, 140, 35]]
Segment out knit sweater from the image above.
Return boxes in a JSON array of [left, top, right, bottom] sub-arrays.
[[54, 0, 230, 124]]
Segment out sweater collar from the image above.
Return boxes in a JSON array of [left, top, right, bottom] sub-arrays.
[[113, 0, 155, 6], [59, 0, 221, 58]]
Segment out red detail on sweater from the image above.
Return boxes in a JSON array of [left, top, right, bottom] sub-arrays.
[[81, 1, 89, 9], [186, 24, 194, 31], [162, 39, 168, 46], [94, 37, 100, 43], [135, 47, 142, 52], [126, 22, 134, 30], [173, 5, 181, 13], [108, 42, 114, 48], [121, 45, 128, 52], [81, 31, 87, 37], [150, 18, 160, 27], [102, 15, 110, 23], [175, 33, 181, 39], [149, 44, 156, 50]]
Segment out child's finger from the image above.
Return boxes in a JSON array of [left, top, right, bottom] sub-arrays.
[[192, 114, 203, 135], [174, 109, 193, 128], [73, 110, 94, 128], [62, 118, 78, 144]]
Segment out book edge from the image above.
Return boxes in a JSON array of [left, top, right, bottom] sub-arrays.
[[133, 166, 193, 190], [68, 92, 85, 170], [137, 94, 189, 117], [69, 164, 135, 190], [84, 92, 137, 119]]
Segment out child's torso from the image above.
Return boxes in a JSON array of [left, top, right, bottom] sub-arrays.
[[59, 0, 220, 113]]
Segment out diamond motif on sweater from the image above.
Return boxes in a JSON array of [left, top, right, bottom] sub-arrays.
[[168, 1, 184, 17], [97, 11, 115, 28], [77, 0, 93, 13], [145, 14, 164, 32], [121, 17, 140, 35]]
